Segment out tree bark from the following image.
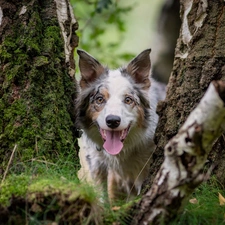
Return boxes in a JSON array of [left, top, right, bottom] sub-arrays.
[[0, 0, 79, 172], [130, 80, 225, 224], [146, 0, 225, 188]]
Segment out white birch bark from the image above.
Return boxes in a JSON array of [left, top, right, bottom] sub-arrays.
[[131, 80, 225, 225], [54, 0, 77, 77]]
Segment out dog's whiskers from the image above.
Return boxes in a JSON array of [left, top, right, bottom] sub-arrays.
[[88, 121, 96, 129]]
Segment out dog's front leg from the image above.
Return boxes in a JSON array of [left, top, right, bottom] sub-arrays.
[[107, 169, 125, 203], [107, 169, 118, 202]]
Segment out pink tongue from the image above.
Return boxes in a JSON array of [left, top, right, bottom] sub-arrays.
[[103, 130, 123, 155]]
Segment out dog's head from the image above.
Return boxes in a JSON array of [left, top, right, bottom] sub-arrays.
[[76, 49, 152, 155]]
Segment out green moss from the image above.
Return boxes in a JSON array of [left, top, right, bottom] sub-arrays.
[[33, 56, 50, 67], [0, 45, 12, 62], [0, 174, 97, 208], [0, 172, 101, 224], [0, 174, 30, 206], [0, 151, 94, 207]]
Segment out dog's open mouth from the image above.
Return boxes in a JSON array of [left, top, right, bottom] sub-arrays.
[[100, 126, 130, 155]]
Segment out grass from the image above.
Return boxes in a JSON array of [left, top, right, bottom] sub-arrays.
[[0, 153, 91, 205], [0, 154, 103, 224], [0, 153, 225, 224], [173, 177, 225, 225]]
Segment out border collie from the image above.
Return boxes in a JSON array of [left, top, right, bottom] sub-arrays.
[[76, 49, 166, 201]]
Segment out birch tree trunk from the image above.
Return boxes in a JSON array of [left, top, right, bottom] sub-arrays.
[[0, 0, 79, 171], [146, 0, 225, 188]]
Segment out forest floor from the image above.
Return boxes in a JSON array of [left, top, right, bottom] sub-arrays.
[[0, 152, 225, 225]]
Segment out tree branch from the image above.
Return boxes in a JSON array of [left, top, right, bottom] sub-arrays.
[[131, 81, 225, 225]]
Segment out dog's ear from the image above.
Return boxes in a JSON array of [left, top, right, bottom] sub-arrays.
[[77, 50, 105, 89], [125, 49, 151, 89]]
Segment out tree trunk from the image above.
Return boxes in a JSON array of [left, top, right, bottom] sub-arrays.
[[130, 80, 225, 224], [0, 0, 79, 172], [146, 0, 225, 189]]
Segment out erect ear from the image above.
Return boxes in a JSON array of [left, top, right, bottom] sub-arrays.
[[125, 49, 151, 89], [77, 50, 105, 89]]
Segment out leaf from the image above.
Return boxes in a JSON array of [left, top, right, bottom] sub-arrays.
[[112, 206, 120, 211], [96, 0, 112, 13], [218, 192, 225, 206], [189, 198, 198, 204]]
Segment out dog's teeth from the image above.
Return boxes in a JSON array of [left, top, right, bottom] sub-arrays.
[[120, 130, 124, 139], [121, 129, 126, 140], [103, 129, 106, 138]]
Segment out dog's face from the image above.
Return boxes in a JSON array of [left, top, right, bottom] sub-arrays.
[[77, 49, 152, 156]]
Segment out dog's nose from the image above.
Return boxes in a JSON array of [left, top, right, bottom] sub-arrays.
[[106, 115, 121, 129]]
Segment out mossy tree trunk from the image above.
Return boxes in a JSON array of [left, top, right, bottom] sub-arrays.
[[0, 0, 79, 173], [146, 0, 225, 189]]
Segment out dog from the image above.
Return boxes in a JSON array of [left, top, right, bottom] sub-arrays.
[[76, 49, 166, 202]]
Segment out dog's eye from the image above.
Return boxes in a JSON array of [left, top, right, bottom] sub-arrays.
[[124, 96, 134, 105], [95, 96, 104, 104]]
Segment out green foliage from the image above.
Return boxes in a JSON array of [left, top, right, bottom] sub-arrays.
[[71, 0, 136, 69], [96, 0, 112, 13]]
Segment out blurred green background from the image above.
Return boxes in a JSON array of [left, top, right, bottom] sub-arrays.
[[71, 0, 164, 69]]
